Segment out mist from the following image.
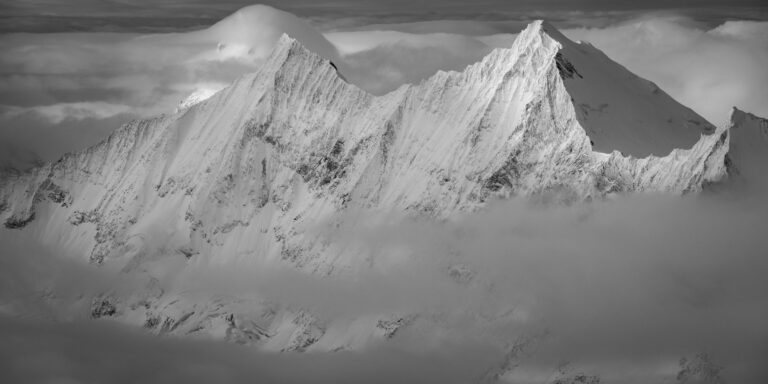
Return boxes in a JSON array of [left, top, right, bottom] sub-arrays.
[[2, 183, 767, 382], [0, 315, 498, 384]]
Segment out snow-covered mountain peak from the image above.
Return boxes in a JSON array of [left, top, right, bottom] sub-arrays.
[[260, 33, 347, 81], [525, 20, 571, 45], [274, 33, 306, 54], [526, 21, 716, 157], [0, 19, 748, 349], [727, 107, 768, 186], [730, 106, 766, 127], [468, 20, 715, 157]]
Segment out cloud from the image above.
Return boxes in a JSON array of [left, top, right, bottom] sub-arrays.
[[0, 5, 343, 169], [327, 30, 493, 94], [0, 182, 768, 383], [3, 9, 767, 170], [2, 185, 768, 381], [313, 190, 768, 382], [0, 315, 497, 384], [562, 16, 768, 126], [324, 14, 768, 126], [1, 228, 498, 383]]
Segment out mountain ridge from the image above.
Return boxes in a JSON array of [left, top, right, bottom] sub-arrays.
[[0, 20, 752, 352]]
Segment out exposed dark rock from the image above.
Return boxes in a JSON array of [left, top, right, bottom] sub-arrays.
[[485, 157, 521, 192], [555, 52, 583, 80], [552, 374, 601, 384], [69, 210, 99, 226], [4, 212, 35, 229], [144, 315, 161, 329], [91, 297, 117, 319], [178, 247, 199, 259], [677, 353, 724, 384], [36, 180, 72, 207], [376, 316, 414, 339]]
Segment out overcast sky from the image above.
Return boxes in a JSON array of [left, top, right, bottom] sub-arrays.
[[1, 0, 768, 32]]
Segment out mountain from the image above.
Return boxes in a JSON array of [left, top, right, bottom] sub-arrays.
[[545, 23, 715, 157], [0, 20, 745, 353], [726, 107, 768, 188]]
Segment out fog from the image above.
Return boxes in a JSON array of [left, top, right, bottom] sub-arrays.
[[2, 184, 768, 382], [0, 316, 497, 384]]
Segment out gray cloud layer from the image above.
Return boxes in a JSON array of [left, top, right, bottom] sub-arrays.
[[0, 316, 497, 384], [2, 185, 768, 382], [2, 1, 768, 33]]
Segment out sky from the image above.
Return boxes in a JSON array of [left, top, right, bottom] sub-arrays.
[[1, 2, 767, 169], [1, 1, 768, 33]]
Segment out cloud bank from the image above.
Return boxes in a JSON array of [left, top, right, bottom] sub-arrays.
[[0, 315, 496, 384], [3, 184, 768, 382], [2, 8, 767, 170]]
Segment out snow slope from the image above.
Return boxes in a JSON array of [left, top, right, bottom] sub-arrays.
[[0, 21, 739, 351], [174, 87, 223, 113], [541, 22, 716, 157], [726, 107, 768, 188]]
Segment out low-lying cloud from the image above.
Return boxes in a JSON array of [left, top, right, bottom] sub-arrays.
[[0, 315, 497, 384], [2, 183, 767, 382]]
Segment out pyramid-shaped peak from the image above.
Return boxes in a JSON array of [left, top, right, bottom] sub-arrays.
[[260, 33, 348, 81], [520, 20, 574, 46], [730, 106, 763, 125], [265, 33, 323, 66], [275, 33, 308, 53]]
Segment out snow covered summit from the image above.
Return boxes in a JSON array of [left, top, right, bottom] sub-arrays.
[[537, 21, 715, 157], [0, 20, 750, 348]]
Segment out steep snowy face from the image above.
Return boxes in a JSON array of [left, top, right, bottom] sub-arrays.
[[0, 21, 731, 268], [726, 107, 768, 188], [175, 87, 223, 113], [542, 22, 716, 157], [0, 21, 734, 347]]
